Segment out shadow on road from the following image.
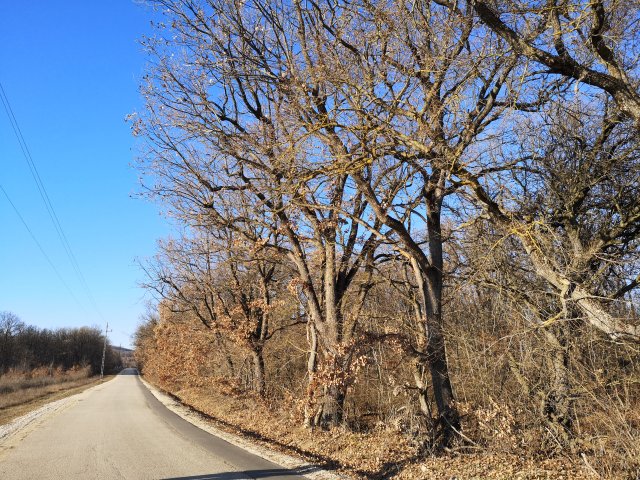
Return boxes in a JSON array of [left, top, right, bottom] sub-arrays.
[[118, 368, 139, 375], [161, 465, 320, 479]]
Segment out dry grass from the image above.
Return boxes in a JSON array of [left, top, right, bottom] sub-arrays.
[[147, 377, 590, 479], [0, 367, 113, 425], [137, 293, 639, 479], [0, 366, 89, 395]]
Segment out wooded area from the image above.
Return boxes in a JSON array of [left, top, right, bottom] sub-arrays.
[[132, 1, 640, 477], [0, 311, 121, 375]]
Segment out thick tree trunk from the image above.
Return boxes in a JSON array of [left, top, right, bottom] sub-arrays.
[[314, 239, 348, 429], [542, 325, 572, 444], [251, 348, 266, 397], [413, 358, 431, 417], [424, 315, 460, 446], [411, 258, 460, 445], [304, 315, 348, 428], [416, 183, 461, 446], [304, 320, 320, 429], [288, 245, 348, 429], [320, 384, 346, 428]]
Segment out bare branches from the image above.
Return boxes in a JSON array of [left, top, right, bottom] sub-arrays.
[[134, 0, 640, 451], [471, 0, 640, 122]]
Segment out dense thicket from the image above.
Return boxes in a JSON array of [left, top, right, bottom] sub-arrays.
[[0, 311, 121, 375], [133, 0, 640, 476]]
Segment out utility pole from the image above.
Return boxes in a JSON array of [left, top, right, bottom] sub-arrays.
[[100, 322, 111, 380]]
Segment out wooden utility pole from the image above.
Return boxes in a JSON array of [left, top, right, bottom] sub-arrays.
[[100, 322, 111, 380]]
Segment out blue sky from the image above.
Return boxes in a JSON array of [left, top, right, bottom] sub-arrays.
[[0, 1, 168, 348]]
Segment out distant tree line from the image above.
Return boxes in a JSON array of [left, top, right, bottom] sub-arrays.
[[0, 311, 121, 375]]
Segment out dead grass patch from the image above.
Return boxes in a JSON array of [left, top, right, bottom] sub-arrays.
[[0, 371, 115, 425], [148, 377, 590, 479]]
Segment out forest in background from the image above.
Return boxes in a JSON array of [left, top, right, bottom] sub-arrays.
[[0, 310, 121, 377], [132, 1, 640, 478]]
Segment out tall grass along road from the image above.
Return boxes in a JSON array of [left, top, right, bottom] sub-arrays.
[[0, 368, 309, 480]]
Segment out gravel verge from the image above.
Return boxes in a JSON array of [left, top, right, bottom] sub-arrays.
[[0, 396, 70, 443], [0, 380, 105, 445]]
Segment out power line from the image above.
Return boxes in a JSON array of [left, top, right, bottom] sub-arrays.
[[0, 81, 106, 324], [0, 183, 87, 314]]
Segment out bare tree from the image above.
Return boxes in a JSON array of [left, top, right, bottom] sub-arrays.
[[142, 229, 288, 396], [470, 0, 640, 121], [268, 0, 545, 445], [0, 311, 24, 373], [459, 96, 640, 343], [135, 0, 383, 427]]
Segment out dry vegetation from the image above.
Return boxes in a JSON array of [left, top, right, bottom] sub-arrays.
[[0, 367, 108, 425], [0, 312, 123, 424], [138, 294, 638, 478], [132, 1, 640, 478], [0, 366, 91, 398], [151, 381, 594, 479]]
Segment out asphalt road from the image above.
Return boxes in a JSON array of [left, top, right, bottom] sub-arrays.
[[0, 368, 311, 480]]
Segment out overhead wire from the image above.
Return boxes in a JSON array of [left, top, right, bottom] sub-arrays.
[[0, 183, 87, 314], [0, 81, 106, 324]]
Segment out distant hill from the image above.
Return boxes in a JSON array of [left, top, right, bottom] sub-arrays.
[[111, 346, 133, 353], [111, 346, 136, 368]]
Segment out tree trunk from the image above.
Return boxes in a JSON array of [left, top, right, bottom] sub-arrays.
[[542, 325, 572, 444], [320, 384, 346, 428], [304, 320, 319, 429], [304, 318, 347, 429], [426, 325, 460, 446], [251, 348, 266, 397], [412, 179, 462, 447], [316, 238, 347, 429], [411, 258, 460, 445], [413, 358, 431, 417]]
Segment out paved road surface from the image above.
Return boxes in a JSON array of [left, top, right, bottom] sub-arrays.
[[0, 368, 311, 480]]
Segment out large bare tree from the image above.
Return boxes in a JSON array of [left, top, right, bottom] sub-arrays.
[[135, 0, 383, 427], [271, 0, 547, 444]]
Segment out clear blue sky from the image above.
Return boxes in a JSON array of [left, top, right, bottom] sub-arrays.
[[0, 1, 168, 349]]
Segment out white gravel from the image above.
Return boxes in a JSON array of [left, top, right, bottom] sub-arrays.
[[0, 397, 69, 442], [0, 381, 103, 444]]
